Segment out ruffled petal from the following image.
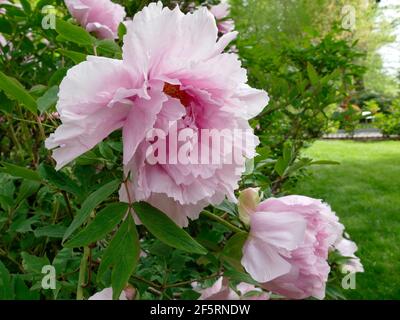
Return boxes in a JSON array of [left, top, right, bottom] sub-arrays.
[[45, 56, 135, 169], [250, 211, 306, 251], [122, 85, 168, 165], [241, 238, 292, 283]]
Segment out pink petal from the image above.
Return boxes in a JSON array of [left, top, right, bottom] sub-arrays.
[[122, 86, 167, 165], [241, 238, 292, 283], [250, 211, 306, 251], [45, 56, 134, 169], [88, 287, 127, 300]]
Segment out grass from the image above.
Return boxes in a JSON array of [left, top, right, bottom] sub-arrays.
[[292, 140, 400, 299]]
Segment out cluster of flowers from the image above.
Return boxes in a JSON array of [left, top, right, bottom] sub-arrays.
[[90, 190, 363, 301], [64, 0, 235, 39], [46, 0, 363, 300]]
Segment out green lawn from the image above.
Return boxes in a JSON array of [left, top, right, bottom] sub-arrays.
[[292, 140, 400, 299]]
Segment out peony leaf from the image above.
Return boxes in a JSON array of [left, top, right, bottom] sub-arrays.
[[0, 261, 14, 299], [56, 49, 87, 64], [133, 201, 207, 255], [97, 213, 140, 300], [37, 85, 59, 114], [0, 71, 37, 113], [55, 19, 96, 46], [64, 203, 128, 248], [0, 162, 41, 181], [38, 163, 82, 197], [62, 179, 120, 242], [222, 232, 248, 271]]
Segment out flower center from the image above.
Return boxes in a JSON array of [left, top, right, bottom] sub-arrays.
[[163, 83, 192, 108]]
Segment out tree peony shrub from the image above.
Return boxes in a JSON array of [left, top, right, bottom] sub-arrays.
[[0, 0, 367, 301]]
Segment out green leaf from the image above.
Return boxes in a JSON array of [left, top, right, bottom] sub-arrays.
[[49, 68, 68, 87], [37, 85, 59, 113], [52, 248, 74, 274], [0, 71, 37, 113], [0, 91, 13, 113], [20, 0, 32, 14], [284, 158, 313, 177], [283, 142, 293, 162], [38, 163, 82, 197], [132, 201, 207, 255], [65, 202, 128, 247], [13, 277, 40, 300], [62, 179, 120, 242], [15, 180, 41, 203], [223, 269, 258, 286], [21, 252, 50, 274], [0, 162, 41, 181], [0, 17, 13, 34], [97, 214, 140, 300], [55, 19, 96, 46], [181, 289, 201, 300], [34, 224, 67, 238], [98, 141, 114, 159], [307, 62, 319, 87], [274, 158, 288, 177], [118, 22, 126, 40], [0, 261, 14, 299], [222, 232, 248, 271], [11, 215, 40, 233], [29, 85, 47, 97], [96, 39, 122, 58], [274, 143, 293, 177], [0, 194, 13, 210], [214, 200, 238, 217], [56, 49, 87, 64]]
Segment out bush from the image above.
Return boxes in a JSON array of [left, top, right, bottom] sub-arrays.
[[0, 0, 366, 300], [375, 99, 400, 136]]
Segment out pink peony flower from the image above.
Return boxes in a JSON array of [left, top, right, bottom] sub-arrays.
[[88, 286, 135, 300], [195, 277, 269, 300], [64, 0, 126, 39], [209, 0, 235, 34], [239, 189, 307, 285], [46, 2, 269, 227], [255, 196, 345, 300], [196, 277, 239, 300], [334, 238, 364, 273], [238, 189, 348, 299]]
